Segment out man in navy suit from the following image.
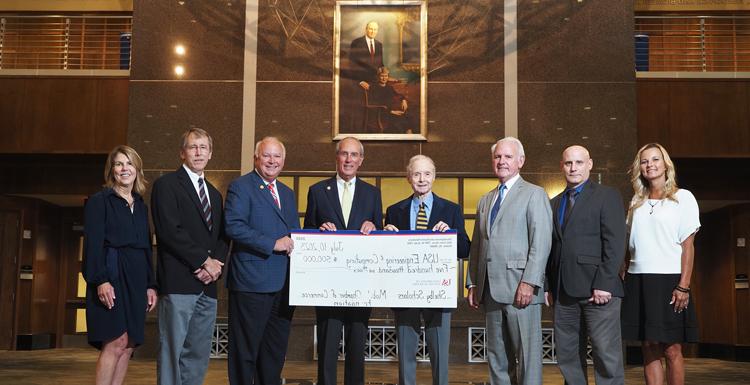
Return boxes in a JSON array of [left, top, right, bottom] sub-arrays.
[[152, 128, 228, 385], [224, 137, 299, 385], [303, 136, 383, 385], [384, 155, 470, 385]]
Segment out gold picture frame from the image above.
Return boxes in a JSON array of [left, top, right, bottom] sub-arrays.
[[333, 0, 427, 141]]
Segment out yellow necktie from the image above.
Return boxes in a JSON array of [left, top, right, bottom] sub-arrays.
[[341, 181, 352, 227], [416, 202, 428, 230]]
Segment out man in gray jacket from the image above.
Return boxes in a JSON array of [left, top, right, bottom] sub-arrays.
[[466, 137, 553, 385]]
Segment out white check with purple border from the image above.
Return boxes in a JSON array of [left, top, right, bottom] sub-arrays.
[[289, 230, 458, 308]]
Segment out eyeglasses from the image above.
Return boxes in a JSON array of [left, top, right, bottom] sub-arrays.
[[185, 144, 210, 153]]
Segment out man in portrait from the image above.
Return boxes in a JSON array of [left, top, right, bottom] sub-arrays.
[[341, 21, 385, 132]]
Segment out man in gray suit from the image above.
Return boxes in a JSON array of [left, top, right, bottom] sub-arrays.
[[546, 145, 626, 385], [466, 137, 553, 385]]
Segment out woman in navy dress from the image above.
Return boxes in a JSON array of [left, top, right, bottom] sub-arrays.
[[83, 145, 158, 385]]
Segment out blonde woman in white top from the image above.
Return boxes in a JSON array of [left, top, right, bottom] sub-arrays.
[[621, 143, 700, 385]]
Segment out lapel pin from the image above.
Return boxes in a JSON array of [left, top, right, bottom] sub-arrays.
[[259, 185, 265, 190], [326, 186, 331, 190]]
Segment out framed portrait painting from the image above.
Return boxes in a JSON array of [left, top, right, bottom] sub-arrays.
[[333, 0, 427, 141]]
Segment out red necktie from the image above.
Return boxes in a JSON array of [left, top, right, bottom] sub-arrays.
[[369, 40, 374, 62], [268, 181, 280, 209]]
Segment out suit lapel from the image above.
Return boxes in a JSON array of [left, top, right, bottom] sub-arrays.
[[177, 167, 213, 231], [324, 177, 346, 227], [552, 194, 563, 239], [207, 181, 222, 235], [428, 194, 445, 229], [252, 171, 289, 226], [485, 188, 499, 238], [564, 181, 595, 233], [397, 197, 412, 230], [350, 178, 370, 230]]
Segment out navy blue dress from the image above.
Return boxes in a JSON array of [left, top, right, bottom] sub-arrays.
[[82, 188, 156, 349]]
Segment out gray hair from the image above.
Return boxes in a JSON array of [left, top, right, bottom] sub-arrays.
[[336, 136, 365, 156], [406, 154, 435, 175], [491, 136, 525, 157], [254, 136, 286, 158]]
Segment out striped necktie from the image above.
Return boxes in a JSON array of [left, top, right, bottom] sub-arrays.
[[268, 181, 280, 209], [198, 177, 212, 231], [416, 202, 428, 230]]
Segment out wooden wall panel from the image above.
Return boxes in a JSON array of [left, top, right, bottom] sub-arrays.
[[732, 206, 750, 345], [637, 79, 750, 157], [0, 77, 128, 154], [694, 209, 736, 344]]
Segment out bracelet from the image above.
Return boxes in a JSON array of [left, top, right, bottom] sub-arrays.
[[674, 285, 690, 293]]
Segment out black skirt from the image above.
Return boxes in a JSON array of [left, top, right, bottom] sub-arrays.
[[621, 273, 698, 343]]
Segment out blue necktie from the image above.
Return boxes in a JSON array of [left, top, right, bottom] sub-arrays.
[[489, 184, 506, 230]]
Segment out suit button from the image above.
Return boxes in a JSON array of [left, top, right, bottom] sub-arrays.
[[486, 258, 492, 262]]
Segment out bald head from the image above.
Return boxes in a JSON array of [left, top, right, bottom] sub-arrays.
[[561, 145, 593, 188]]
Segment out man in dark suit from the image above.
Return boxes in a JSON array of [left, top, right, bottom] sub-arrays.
[[546, 145, 626, 385], [151, 128, 228, 385], [303, 136, 383, 385], [384, 155, 470, 385], [224, 137, 299, 385], [348, 21, 383, 91]]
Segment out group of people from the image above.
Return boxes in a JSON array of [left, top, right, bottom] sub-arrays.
[[82, 131, 699, 385]]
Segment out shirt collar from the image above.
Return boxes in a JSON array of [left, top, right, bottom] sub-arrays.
[[182, 164, 204, 184], [411, 191, 434, 209], [567, 179, 589, 195], [336, 175, 357, 187], [499, 173, 521, 191], [254, 169, 275, 185]]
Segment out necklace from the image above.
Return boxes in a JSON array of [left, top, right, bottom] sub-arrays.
[[647, 199, 659, 215]]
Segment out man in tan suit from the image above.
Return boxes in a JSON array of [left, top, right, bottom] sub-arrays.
[[466, 137, 553, 385]]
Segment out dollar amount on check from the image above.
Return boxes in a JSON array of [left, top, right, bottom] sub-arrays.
[[289, 230, 458, 308]]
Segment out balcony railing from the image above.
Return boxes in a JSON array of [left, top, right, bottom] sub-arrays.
[[635, 15, 750, 73], [0, 15, 132, 71]]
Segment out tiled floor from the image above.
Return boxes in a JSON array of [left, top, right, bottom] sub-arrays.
[[1, 348, 748, 384]]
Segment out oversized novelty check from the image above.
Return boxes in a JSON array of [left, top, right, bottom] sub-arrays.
[[289, 230, 458, 308]]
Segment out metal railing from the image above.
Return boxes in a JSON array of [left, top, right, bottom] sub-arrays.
[[635, 15, 750, 72], [0, 15, 132, 70]]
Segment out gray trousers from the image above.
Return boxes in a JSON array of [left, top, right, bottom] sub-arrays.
[[554, 293, 624, 385], [157, 293, 217, 385], [394, 308, 451, 385], [484, 295, 542, 385]]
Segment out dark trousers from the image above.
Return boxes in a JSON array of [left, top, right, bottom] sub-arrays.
[[228, 289, 294, 385], [315, 306, 372, 385], [554, 291, 624, 385]]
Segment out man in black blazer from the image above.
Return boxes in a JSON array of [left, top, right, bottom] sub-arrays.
[[303, 136, 383, 385], [151, 128, 228, 385], [384, 155, 470, 385], [348, 21, 384, 91], [546, 145, 626, 385]]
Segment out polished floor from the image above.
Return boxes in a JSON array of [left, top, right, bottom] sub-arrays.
[[1, 348, 748, 384]]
